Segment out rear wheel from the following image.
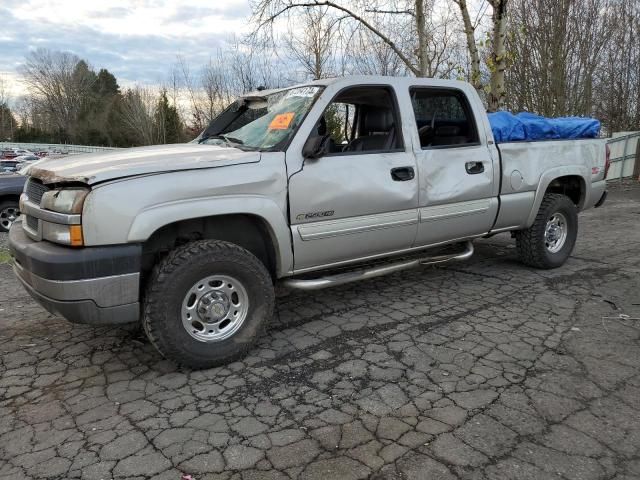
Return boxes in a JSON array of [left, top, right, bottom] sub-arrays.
[[142, 240, 274, 369], [0, 200, 19, 232], [515, 193, 578, 269]]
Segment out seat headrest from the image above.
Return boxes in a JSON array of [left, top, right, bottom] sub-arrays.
[[435, 125, 461, 136], [317, 116, 327, 136], [363, 108, 394, 133]]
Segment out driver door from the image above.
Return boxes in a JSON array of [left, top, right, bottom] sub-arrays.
[[287, 85, 419, 272]]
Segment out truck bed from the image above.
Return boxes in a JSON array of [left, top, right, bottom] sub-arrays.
[[492, 138, 607, 232]]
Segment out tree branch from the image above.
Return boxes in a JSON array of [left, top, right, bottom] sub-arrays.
[[364, 8, 415, 17], [255, 0, 420, 75]]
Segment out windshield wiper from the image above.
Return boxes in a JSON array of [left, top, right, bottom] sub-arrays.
[[199, 134, 244, 147]]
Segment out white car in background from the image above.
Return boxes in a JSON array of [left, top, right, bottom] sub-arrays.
[[14, 154, 41, 171], [1, 149, 34, 158]]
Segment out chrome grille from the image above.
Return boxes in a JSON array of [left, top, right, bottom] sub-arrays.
[[25, 215, 38, 231], [25, 177, 50, 205]]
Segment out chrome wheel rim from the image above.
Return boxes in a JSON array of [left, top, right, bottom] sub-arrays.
[[181, 275, 249, 342], [544, 212, 568, 253], [0, 206, 19, 230]]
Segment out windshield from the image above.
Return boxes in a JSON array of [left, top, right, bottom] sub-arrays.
[[198, 86, 323, 151]]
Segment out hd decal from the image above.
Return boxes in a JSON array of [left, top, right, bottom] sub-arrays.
[[296, 210, 335, 221]]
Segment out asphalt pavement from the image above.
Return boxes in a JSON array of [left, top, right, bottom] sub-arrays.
[[1, 181, 639, 480]]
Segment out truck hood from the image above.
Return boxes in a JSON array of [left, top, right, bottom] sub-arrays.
[[25, 143, 261, 185]]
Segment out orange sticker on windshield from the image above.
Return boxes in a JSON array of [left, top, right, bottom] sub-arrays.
[[269, 112, 295, 130]]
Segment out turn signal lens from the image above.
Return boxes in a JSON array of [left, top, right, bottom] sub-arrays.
[[41, 222, 85, 246], [69, 225, 84, 247]]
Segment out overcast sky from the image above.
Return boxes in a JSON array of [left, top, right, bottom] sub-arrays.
[[0, 0, 252, 97]]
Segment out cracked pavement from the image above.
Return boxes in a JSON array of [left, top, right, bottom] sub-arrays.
[[1, 181, 639, 480]]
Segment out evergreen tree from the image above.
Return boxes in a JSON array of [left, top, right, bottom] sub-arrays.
[[0, 103, 17, 141], [154, 90, 185, 144]]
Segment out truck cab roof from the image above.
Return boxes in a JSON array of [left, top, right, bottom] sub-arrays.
[[241, 75, 472, 99]]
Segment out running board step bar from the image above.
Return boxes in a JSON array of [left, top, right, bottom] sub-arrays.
[[282, 241, 474, 291]]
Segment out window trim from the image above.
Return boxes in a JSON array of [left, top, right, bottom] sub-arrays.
[[307, 84, 407, 158], [409, 86, 481, 150]]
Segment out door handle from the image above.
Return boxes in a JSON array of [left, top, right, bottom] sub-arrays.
[[391, 166, 415, 181], [465, 161, 484, 174]]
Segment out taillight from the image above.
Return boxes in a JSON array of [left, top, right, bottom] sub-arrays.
[[604, 144, 611, 178]]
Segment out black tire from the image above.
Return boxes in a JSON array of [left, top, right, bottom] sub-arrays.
[[142, 240, 274, 369], [515, 193, 578, 269], [0, 200, 19, 233]]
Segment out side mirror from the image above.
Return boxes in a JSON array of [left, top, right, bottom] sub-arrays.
[[302, 135, 330, 160]]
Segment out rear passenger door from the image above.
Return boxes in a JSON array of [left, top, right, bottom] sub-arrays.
[[409, 87, 498, 247]]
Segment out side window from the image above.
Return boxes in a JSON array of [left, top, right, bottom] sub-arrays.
[[410, 88, 479, 148], [323, 102, 355, 149], [309, 86, 404, 155]]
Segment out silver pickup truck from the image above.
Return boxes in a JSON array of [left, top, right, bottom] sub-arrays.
[[9, 76, 608, 368]]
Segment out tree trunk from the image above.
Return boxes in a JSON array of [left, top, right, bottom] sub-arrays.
[[454, 0, 482, 93], [488, 0, 509, 111], [415, 0, 428, 76]]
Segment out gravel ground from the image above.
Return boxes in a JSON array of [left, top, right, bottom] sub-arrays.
[[0, 181, 639, 480], [0, 229, 8, 252]]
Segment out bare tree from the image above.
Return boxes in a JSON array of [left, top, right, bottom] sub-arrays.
[[251, 0, 455, 77], [0, 75, 16, 140], [452, 0, 483, 91], [0, 75, 9, 106], [20, 48, 96, 137], [175, 55, 208, 130], [199, 53, 236, 121], [593, 0, 639, 132], [228, 37, 288, 93], [453, 0, 508, 110], [119, 87, 157, 145], [172, 39, 289, 132], [486, 0, 508, 111], [346, 27, 408, 76], [284, 8, 337, 79], [505, 0, 615, 119]]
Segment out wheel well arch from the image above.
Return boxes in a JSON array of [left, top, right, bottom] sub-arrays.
[[545, 175, 586, 209], [0, 194, 20, 204], [141, 214, 279, 279]]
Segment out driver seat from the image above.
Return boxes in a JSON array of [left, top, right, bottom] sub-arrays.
[[346, 108, 396, 152]]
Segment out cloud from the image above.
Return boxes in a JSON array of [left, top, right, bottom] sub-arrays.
[[166, 4, 251, 24], [0, 1, 250, 91]]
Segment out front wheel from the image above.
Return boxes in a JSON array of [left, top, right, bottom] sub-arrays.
[[0, 201, 19, 232], [515, 193, 578, 269], [142, 240, 275, 369]]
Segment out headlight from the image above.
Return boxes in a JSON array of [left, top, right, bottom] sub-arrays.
[[38, 187, 88, 246], [41, 188, 89, 214]]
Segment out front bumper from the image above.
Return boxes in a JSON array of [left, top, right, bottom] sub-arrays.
[[9, 220, 142, 325]]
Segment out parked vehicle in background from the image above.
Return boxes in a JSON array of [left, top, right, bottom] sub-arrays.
[[14, 154, 40, 162], [1, 149, 34, 159], [0, 173, 26, 232], [14, 154, 41, 171], [1, 160, 20, 173], [9, 76, 609, 368]]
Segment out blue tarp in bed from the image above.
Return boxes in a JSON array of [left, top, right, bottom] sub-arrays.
[[488, 111, 600, 143]]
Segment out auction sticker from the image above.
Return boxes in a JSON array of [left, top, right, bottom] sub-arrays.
[[269, 112, 295, 130], [285, 86, 318, 98]]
